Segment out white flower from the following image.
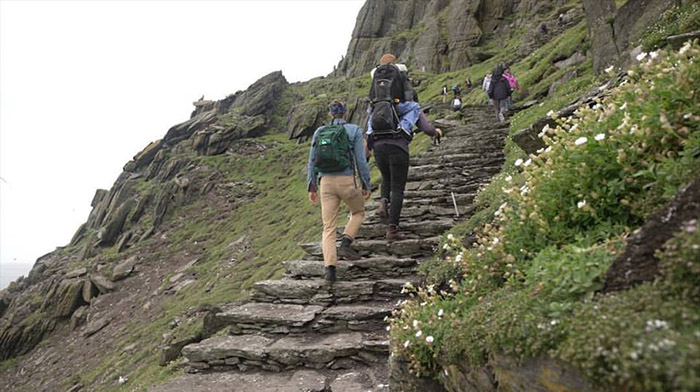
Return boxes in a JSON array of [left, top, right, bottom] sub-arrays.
[[386, 326, 391, 331], [426, 336, 434, 343], [442, 243, 449, 250], [523, 159, 532, 167], [413, 320, 419, 328], [447, 233, 454, 241], [574, 137, 588, 145], [404, 340, 410, 348], [636, 52, 647, 61], [649, 50, 659, 60], [604, 65, 615, 73], [444, 369, 449, 376], [416, 330, 423, 338], [505, 175, 512, 182], [620, 102, 627, 111], [514, 158, 523, 166], [577, 200, 586, 209], [438, 309, 444, 317], [455, 253, 463, 262], [536, 148, 544, 154], [545, 146, 552, 152], [538, 124, 550, 137], [547, 109, 556, 117], [680, 42, 691, 54], [594, 133, 606, 141]]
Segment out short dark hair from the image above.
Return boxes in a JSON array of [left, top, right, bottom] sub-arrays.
[[329, 100, 346, 115]]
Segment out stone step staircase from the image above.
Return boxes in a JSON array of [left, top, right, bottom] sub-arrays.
[[156, 106, 509, 391]]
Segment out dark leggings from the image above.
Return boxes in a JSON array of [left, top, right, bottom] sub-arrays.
[[373, 143, 410, 226]]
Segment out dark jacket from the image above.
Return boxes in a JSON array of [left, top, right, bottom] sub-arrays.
[[488, 74, 512, 101]]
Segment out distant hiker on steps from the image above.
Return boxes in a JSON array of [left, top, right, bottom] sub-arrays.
[[307, 101, 371, 282], [488, 64, 512, 123], [482, 72, 492, 105], [367, 53, 440, 241]]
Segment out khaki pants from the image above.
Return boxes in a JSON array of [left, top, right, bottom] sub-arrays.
[[320, 175, 365, 266]]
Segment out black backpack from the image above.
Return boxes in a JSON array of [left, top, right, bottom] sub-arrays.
[[368, 65, 406, 139]]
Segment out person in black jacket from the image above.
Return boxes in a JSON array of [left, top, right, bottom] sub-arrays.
[[487, 64, 512, 123]]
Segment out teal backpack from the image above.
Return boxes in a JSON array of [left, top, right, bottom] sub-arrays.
[[314, 124, 353, 173]]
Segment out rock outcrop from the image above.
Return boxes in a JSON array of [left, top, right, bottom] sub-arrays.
[[334, 0, 575, 77], [0, 71, 290, 364], [582, 0, 681, 73]]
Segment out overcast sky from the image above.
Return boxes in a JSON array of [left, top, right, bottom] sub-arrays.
[[0, 0, 365, 286]]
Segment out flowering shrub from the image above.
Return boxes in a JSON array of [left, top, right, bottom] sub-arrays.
[[391, 42, 700, 389]]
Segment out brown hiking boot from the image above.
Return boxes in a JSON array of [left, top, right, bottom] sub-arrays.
[[386, 224, 405, 242], [377, 198, 389, 222], [338, 235, 361, 261]]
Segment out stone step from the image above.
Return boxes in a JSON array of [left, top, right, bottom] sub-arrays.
[[182, 332, 389, 373], [349, 219, 454, 240], [367, 190, 477, 210], [341, 217, 454, 236], [363, 205, 475, 227], [284, 257, 417, 280], [409, 157, 506, 174], [251, 277, 420, 305], [151, 365, 390, 391], [410, 152, 504, 166], [363, 205, 464, 225], [405, 168, 501, 190], [206, 301, 394, 335], [300, 237, 439, 260], [408, 162, 505, 181]]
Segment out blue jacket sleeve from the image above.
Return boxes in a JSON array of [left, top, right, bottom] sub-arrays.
[[306, 131, 319, 192], [398, 101, 421, 132], [351, 126, 371, 190]]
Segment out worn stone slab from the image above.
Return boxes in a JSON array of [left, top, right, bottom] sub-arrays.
[[82, 317, 110, 337], [211, 303, 325, 335], [314, 302, 393, 333], [300, 237, 438, 259], [66, 267, 88, 279], [251, 277, 420, 305], [182, 334, 274, 363], [150, 367, 391, 392], [182, 332, 387, 372], [284, 257, 416, 280], [112, 256, 137, 281], [349, 219, 454, 240]]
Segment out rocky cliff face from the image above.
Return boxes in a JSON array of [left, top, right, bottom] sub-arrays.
[[0, 71, 289, 362], [334, 0, 573, 76]]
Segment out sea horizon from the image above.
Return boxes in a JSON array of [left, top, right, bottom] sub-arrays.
[[0, 263, 34, 290]]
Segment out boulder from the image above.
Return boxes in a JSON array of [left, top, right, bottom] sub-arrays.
[[98, 199, 135, 247], [81, 279, 99, 303], [89, 274, 115, 294], [82, 317, 110, 337], [112, 256, 138, 281], [70, 306, 89, 330], [286, 102, 326, 139], [512, 127, 547, 155], [54, 279, 85, 318]]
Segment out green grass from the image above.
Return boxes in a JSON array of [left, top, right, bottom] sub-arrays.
[[392, 42, 700, 391]]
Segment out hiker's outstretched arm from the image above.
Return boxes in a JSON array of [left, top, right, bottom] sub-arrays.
[[306, 131, 319, 192], [352, 127, 371, 190]]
